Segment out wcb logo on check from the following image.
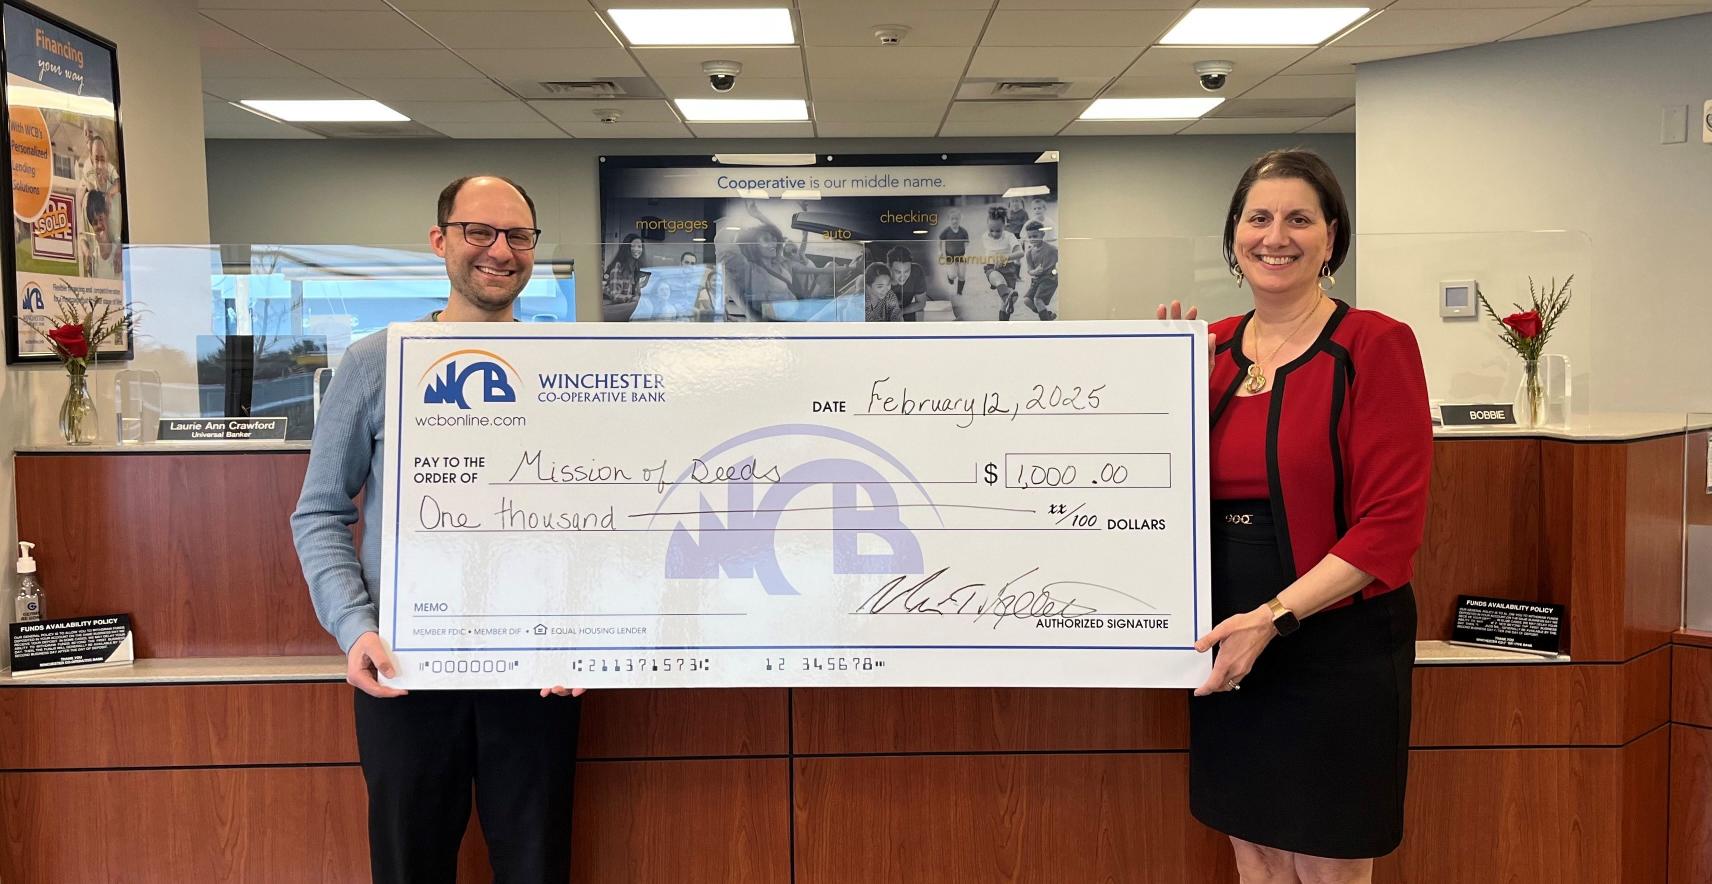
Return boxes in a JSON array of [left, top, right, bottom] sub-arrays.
[[421, 349, 518, 410]]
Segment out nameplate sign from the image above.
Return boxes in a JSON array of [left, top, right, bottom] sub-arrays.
[[157, 417, 288, 441], [1439, 404, 1517, 427], [1450, 595, 1563, 656], [9, 614, 134, 677]]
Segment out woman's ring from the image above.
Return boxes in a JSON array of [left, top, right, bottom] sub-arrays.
[[1226, 679, 1241, 691]]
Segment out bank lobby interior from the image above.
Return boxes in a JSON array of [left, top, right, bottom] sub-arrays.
[[1, 0, 1710, 881]]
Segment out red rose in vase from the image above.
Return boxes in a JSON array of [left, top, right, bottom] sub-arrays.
[[46, 323, 90, 360], [1501, 310, 1542, 340]]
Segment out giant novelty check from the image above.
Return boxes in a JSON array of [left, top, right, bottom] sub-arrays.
[[378, 321, 1210, 689]]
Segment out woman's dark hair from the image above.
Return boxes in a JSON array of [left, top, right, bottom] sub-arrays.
[[1221, 149, 1351, 275], [863, 262, 892, 287], [84, 189, 110, 224], [604, 233, 643, 276]]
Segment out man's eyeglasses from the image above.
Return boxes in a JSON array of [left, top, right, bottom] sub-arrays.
[[442, 221, 541, 251]]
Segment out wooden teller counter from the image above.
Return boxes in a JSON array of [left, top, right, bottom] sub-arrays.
[[2, 414, 1707, 883]]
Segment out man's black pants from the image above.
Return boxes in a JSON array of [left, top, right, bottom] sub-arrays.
[[354, 689, 581, 884]]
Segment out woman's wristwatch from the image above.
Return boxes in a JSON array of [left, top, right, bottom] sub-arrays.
[[1266, 597, 1300, 637]]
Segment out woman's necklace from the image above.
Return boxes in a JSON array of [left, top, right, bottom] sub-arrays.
[[1244, 294, 1324, 393]]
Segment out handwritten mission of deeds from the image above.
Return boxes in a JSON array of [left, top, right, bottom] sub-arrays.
[[377, 321, 1210, 690]]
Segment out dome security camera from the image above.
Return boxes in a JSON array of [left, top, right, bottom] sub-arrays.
[[594, 108, 622, 124], [1194, 60, 1234, 92], [702, 60, 742, 93]]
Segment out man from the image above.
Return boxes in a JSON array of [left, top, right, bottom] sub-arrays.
[[885, 245, 928, 322], [291, 176, 582, 884]]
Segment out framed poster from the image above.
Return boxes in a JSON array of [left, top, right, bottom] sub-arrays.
[[598, 152, 1060, 324], [1, 0, 130, 363]]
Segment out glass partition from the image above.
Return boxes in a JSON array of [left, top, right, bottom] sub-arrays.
[[8, 229, 1599, 447], [1686, 414, 1712, 631]]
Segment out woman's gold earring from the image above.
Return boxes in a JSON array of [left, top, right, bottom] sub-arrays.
[[1231, 265, 1244, 288], [1319, 263, 1335, 292]]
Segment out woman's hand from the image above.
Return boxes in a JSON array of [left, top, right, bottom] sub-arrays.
[[540, 685, 587, 698], [1192, 607, 1276, 696], [1155, 300, 1198, 321], [1156, 300, 1216, 360]]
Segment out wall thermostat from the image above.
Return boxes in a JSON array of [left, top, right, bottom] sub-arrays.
[[1439, 280, 1478, 318]]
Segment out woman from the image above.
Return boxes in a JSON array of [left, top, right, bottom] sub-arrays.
[[862, 261, 901, 322], [1158, 149, 1431, 884], [603, 234, 649, 305]]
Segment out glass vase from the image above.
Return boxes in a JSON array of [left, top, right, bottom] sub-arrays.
[[1514, 358, 1543, 428], [59, 368, 98, 445]]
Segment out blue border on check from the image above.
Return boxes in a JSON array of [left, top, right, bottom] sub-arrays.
[[388, 330, 1205, 654]]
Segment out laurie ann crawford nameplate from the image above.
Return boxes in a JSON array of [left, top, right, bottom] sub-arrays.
[[378, 321, 1210, 689]]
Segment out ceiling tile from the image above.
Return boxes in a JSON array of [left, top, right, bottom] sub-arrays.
[[202, 77, 364, 101], [422, 121, 570, 138], [807, 47, 973, 79], [1503, 5, 1712, 38], [200, 0, 386, 8], [945, 100, 1085, 127], [1060, 119, 1193, 135], [529, 98, 682, 124], [800, 10, 988, 46], [633, 47, 806, 80], [965, 45, 1142, 78], [1123, 46, 1312, 81], [202, 99, 324, 139], [198, 19, 258, 50], [201, 48, 317, 79], [282, 49, 484, 79], [1332, 9, 1561, 45], [1297, 106, 1355, 133], [1238, 73, 1355, 100], [812, 77, 960, 101], [458, 48, 645, 80], [408, 12, 623, 49], [1386, 0, 1574, 8], [1099, 76, 1229, 98], [981, 10, 1180, 46], [812, 100, 949, 122], [686, 122, 817, 138], [1283, 44, 1470, 74], [1179, 116, 1323, 134], [955, 77, 1110, 100], [652, 77, 808, 100], [998, 0, 1192, 8], [1209, 98, 1352, 117], [390, 0, 596, 8], [201, 10, 441, 49], [815, 121, 942, 137], [389, 100, 547, 123], [795, 0, 993, 8], [557, 120, 695, 138], [939, 119, 1070, 136], [341, 78, 515, 101]]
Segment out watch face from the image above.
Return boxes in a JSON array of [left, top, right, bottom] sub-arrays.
[[1274, 612, 1300, 636]]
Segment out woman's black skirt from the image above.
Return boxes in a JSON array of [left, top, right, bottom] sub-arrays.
[[1189, 499, 1417, 859]]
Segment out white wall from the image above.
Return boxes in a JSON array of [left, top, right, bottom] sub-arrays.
[[203, 134, 1357, 324], [3, 0, 210, 655], [1355, 13, 1712, 414]]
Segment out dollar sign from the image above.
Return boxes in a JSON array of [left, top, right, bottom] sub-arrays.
[[983, 462, 998, 485]]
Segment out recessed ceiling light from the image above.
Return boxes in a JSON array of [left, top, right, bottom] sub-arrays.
[[238, 99, 407, 122], [609, 8, 794, 46], [1080, 97, 1225, 121], [676, 99, 807, 122], [1160, 8, 1370, 46], [1002, 185, 1052, 199]]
